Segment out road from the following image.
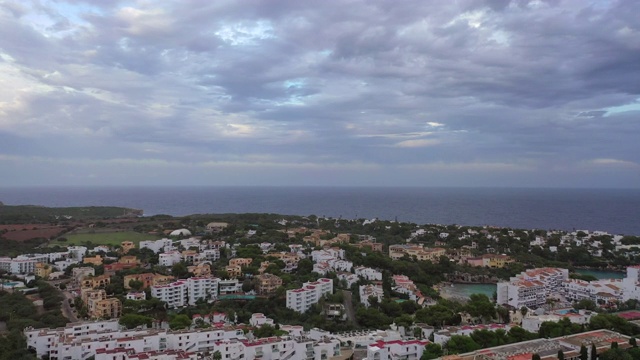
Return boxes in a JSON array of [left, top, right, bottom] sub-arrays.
[[342, 290, 358, 326], [60, 290, 79, 323]]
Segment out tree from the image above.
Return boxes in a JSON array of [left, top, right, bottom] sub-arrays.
[[591, 343, 597, 360], [558, 350, 565, 360], [630, 337, 637, 348], [212, 350, 222, 360], [599, 348, 631, 360], [171, 262, 190, 279], [169, 314, 191, 330], [128, 279, 144, 291], [119, 314, 153, 329], [580, 344, 588, 360], [532, 354, 541, 360], [445, 335, 480, 354], [420, 343, 443, 360]]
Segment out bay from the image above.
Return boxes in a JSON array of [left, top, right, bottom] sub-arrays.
[[0, 186, 639, 235]]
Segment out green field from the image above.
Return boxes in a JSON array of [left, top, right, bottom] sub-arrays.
[[53, 231, 160, 247]]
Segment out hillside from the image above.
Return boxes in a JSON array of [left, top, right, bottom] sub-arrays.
[[0, 204, 142, 224]]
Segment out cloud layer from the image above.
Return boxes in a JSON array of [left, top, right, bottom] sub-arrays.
[[0, 0, 639, 187]]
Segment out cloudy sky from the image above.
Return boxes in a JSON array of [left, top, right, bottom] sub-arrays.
[[0, 0, 639, 187]]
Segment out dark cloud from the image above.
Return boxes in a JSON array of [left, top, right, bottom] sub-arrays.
[[0, 0, 638, 187]]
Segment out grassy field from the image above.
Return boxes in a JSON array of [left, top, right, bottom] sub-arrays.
[[52, 230, 160, 247]]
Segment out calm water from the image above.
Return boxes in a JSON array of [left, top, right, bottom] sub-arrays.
[[0, 187, 639, 234], [449, 269, 628, 300], [445, 284, 497, 299], [575, 269, 625, 279]]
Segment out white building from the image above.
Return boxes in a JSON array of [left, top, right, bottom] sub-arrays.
[[0, 254, 49, 274], [355, 266, 382, 281], [218, 279, 242, 295], [67, 246, 88, 261], [249, 313, 274, 327], [434, 324, 511, 346], [336, 272, 359, 288], [366, 339, 430, 360], [201, 249, 220, 262], [54, 258, 80, 271], [139, 238, 174, 253], [311, 248, 344, 263], [151, 277, 220, 307], [286, 278, 334, 313], [521, 310, 593, 333], [158, 251, 182, 267], [126, 291, 147, 301], [187, 277, 219, 305], [497, 268, 569, 309], [360, 284, 384, 307], [151, 280, 187, 308]]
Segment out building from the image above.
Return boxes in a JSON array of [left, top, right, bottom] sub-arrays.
[[82, 289, 122, 319], [249, 313, 274, 327], [25, 319, 343, 360], [388, 245, 446, 262], [497, 267, 569, 309], [355, 266, 382, 281], [225, 265, 243, 279], [151, 280, 187, 308], [206, 222, 229, 232], [360, 283, 384, 307], [151, 277, 220, 307], [121, 241, 135, 254], [286, 278, 333, 313], [125, 291, 146, 301], [124, 273, 155, 290], [34, 262, 53, 279], [139, 238, 174, 254], [354, 240, 383, 252], [83, 255, 103, 266], [255, 274, 283, 295], [366, 339, 430, 360], [72, 267, 95, 283], [219, 279, 242, 295], [82, 274, 111, 289], [229, 258, 253, 268], [465, 254, 514, 268], [0, 254, 50, 274], [159, 251, 182, 267]]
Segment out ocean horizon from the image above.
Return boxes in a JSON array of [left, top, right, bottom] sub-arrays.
[[1, 186, 639, 235]]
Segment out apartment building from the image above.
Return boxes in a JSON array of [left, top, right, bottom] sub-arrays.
[[286, 278, 333, 313], [255, 273, 283, 295], [355, 266, 382, 281], [139, 238, 174, 253], [151, 277, 220, 307], [360, 283, 384, 307], [388, 245, 446, 262], [124, 273, 155, 290], [25, 319, 342, 360], [159, 251, 182, 267], [367, 339, 430, 360], [497, 267, 569, 309]]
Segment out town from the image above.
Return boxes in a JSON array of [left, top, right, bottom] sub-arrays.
[[1, 211, 640, 360]]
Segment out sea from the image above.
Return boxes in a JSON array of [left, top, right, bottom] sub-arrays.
[[0, 186, 639, 235]]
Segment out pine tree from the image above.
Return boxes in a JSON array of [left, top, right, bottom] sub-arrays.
[[558, 350, 565, 360], [532, 354, 541, 360], [591, 343, 597, 360], [580, 344, 588, 360]]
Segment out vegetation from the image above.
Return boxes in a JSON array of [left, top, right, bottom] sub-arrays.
[[0, 205, 141, 224], [59, 230, 159, 247]]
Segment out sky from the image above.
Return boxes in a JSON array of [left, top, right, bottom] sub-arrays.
[[0, 0, 639, 188]]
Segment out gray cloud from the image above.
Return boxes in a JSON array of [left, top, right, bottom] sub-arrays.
[[0, 0, 639, 187]]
